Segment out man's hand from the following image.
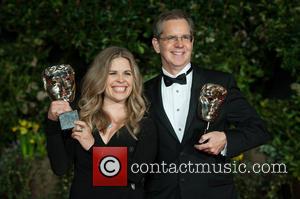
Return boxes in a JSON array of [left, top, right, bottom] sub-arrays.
[[194, 131, 227, 155], [48, 100, 72, 121]]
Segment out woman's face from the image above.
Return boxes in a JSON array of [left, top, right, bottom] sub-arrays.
[[104, 57, 133, 104]]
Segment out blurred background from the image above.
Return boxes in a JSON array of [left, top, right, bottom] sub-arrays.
[[0, 0, 299, 198]]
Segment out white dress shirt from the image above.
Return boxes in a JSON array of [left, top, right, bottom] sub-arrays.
[[161, 63, 227, 155], [161, 63, 192, 142]]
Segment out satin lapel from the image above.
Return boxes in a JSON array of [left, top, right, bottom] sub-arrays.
[[151, 76, 179, 142], [182, 66, 207, 144]]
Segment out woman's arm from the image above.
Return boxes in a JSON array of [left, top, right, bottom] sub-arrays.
[[45, 101, 76, 176]]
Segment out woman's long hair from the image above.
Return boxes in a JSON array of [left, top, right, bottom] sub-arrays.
[[78, 46, 146, 137]]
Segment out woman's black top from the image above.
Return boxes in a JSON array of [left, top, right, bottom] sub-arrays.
[[45, 117, 157, 199]]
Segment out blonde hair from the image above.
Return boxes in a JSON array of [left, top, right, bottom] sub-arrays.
[[78, 46, 146, 136]]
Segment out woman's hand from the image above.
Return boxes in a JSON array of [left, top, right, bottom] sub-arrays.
[[72, 120, 95, 151], [48, 100, 72, 121]]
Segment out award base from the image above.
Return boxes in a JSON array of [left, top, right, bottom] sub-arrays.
[[59, 110, 79, 130]]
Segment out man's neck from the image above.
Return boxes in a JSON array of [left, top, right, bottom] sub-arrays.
[[162, 63, 191, 77], [164, 68, 182, 76]]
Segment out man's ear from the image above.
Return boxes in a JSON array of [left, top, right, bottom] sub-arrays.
[[152, 38, 160, 54]]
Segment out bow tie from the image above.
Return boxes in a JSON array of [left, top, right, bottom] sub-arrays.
[[162, 67, 192, 87]]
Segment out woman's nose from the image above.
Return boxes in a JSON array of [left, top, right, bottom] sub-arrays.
[[117, 74, 125, 82]]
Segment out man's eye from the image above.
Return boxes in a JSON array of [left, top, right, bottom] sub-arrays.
[[182, 35, 191, 41], [167, 36, 177, 41]]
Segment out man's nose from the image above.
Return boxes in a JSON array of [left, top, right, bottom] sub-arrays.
[[174, 37, 184, 47]]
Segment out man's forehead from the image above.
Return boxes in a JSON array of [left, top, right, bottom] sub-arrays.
[[161, 19, 191, 33]]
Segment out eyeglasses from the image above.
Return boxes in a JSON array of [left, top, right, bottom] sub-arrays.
[[159, 35, 193, 43]]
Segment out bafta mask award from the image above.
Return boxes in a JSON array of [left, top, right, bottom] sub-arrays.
[[198, 83, 227, 134], [43, 64, 79, 130]]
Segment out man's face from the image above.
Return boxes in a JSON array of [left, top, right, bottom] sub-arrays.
[[152, 19, 194, 75]]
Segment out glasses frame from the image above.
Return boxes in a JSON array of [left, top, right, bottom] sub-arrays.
[[158, 34, 193, 43]]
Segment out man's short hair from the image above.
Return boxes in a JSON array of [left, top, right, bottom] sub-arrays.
[[153, 9, 194, 38]]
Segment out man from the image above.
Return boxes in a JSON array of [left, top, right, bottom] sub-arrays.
[[144, 9, 270, 199]]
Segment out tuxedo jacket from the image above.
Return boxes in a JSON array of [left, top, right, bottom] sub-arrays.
[[144, 65, 270, 199]]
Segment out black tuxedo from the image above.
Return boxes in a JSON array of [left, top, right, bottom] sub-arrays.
[[144, 65, 270, 199]]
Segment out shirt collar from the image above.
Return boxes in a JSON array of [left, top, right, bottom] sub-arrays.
[[162, 63, 192, 78]]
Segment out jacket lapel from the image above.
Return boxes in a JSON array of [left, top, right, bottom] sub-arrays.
[[182, 66, 207, 144]]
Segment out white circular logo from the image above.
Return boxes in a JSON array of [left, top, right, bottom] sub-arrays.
[[99, 155, 121, 177]]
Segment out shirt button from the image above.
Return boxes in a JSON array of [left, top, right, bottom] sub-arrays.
[[176, 108, 180, 111], [176, 90, 179, 93], [179, 128, 182, 131], [130, 183, 136, 190]]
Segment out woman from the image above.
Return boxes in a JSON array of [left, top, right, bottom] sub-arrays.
[[46, 46, 157, 199]]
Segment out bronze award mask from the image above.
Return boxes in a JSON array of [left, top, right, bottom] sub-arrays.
[[198, 83, 227, 134], [43, 64, 79, 130]]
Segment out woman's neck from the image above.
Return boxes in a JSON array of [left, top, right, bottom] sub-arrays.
[[102, 100, 127, 124]]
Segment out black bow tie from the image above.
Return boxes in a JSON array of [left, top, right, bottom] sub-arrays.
[[162, 67, 192, 87]]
